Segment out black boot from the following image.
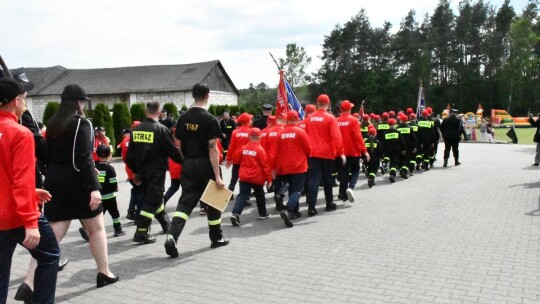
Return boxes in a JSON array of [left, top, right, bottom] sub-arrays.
[[455, 158, 461, 166], [443, 158, 448, 167], [113, 222, 125, 237], [133, 216, 155, 244], [155, 211, 171, 234]]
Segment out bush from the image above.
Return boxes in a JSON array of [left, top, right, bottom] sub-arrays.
[[208, 105, 217, 116], [130, 103, 145, 122], [92, 103, 115, 151], [181, 104, 188, 111], [43, 102, 60, 126], [112, 103, 132, 153], [163, 103, 178, 120]]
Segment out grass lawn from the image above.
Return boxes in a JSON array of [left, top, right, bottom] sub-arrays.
[[492, 127, 535, 145]]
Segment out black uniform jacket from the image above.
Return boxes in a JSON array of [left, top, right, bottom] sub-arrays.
[[126, 117, 183, 174]]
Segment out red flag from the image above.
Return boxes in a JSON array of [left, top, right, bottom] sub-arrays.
[[276, 71, 288, 117]]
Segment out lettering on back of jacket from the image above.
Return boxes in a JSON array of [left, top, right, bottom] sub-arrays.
[[132, 131, 154, 143], [243, 150, 257, 156], [338, 122, 350, 127], [281, 133, 296, 139], [310, 117, 324, 122], [236, 132, 249, 138], [185, 123, 199, 131]]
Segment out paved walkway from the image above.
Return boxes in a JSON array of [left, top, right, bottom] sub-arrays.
[[7, 143, 540, 303]]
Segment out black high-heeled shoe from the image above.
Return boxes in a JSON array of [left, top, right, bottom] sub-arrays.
[[96, 272, 119, 288], [14, 282, 32, 304]]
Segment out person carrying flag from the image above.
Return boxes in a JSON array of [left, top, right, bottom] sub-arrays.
[[305, 94, 344, 215]]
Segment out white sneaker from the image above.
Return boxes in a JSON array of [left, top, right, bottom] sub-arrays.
[[258, 213, 271, 220], [346, 188, 355, 203]]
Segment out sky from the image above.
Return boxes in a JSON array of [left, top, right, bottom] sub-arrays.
[[1, 0, 530, 90]]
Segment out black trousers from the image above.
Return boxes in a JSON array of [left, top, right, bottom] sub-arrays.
[[443, 139, 460, 160], [137, 169, 166, 226], [168, 158, 223, 242], [102, 197, 120, 219], [228, 164, 240, 192]]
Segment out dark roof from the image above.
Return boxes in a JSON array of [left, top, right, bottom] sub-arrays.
[[12, 60, 238, 96]]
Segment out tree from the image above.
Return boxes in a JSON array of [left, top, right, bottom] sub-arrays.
[[92, 103, 115, 150], [278, 43, 312, 88], [112, 103, 131, 153], [162, 103, 178, 120], [130, 103, 146, 122], [42, 102, 60, 125]]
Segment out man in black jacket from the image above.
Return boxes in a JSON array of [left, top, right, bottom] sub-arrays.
[[219, 110, 236, 159], [252, 103, 273, 129], [440, 109, 467, 167], [528, 112, 540, 166], [126, 101, 183, 244]]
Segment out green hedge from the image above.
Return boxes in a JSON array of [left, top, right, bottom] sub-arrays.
[[130, 103, 145, 122], [43, 102, 60, 125], [163, 103, 178, 120], [112, 103, 132, 153]]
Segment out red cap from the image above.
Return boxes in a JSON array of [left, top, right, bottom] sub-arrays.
[[305, 104, 316, 114], [362, 114, 370, 121], [388, 118, 396, 126], [237, 112, 253, 124], [406, 108, 414, 114], [286, 110, 299, 121], [374, 115, 381, 121], [409, 113, 416, 119], [382, 112, 389, 118], [316, 94, 330, 105], [426, 107, 433, 114], [353, 113, 359, 118], [340, 100, 354, 111], [249, 128, 262, 137], [368, 126, 377, 136], [369, 113, 376, 119], [389, 111, 395, 118], [399, 115, 408, 122], [131, 121, 141, 129], [277, 112, 287, 121], [421, 110, 429, 117], [267, 115, 276, 126]]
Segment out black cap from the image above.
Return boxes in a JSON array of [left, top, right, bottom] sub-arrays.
[[0, 76, 34, 105], [450, 109, 459, 114], [96, 144, 111, 158], [61, 84, 91, 101], [262, 103, 273, 110]]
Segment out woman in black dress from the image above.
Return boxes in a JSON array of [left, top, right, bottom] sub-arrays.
[[43, 84, 118, 287]]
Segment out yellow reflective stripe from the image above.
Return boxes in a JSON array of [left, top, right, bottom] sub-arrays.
[[369, 173, 376, 177], [132, 131, 155, 143], [385, 132, 398, 140], [430, 121, 435, 126], [411, 126, 418, 132], [140, 210, 155, 219], [226, 126, 233, 129], [174, 211, 189, 220], [390, 168, 397, 172], [101, 193, 116, 200], [361, 127, 368, 132], [156, 204, 165, 214], [378, 124, 389, 130], [109, 177, 117, 183], [384, 157, 389, 161], [397, 128, 410, 134], [401, 166, 409, 171], [418, 121, 431, 128], [410, 160, 417, 164], [208, 218, 221, 226], [365, 143, 371, 147]]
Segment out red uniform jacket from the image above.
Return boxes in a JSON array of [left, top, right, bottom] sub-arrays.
[[261, 124, 273, 144], [0, 111, 40, 230], [273, 125, 311, 175], [118, 135, 135, 180], [238, 142, 272, 186], [226, 126, 252, 165], [305, 109, 343, 160], [337, 113, 367, 157], [93, 134, 110, 161], [168, 158, 182, 179], [261, 125, 284, 170]]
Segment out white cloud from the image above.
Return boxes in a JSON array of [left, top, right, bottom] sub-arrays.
[[1, 0, 529, 89]]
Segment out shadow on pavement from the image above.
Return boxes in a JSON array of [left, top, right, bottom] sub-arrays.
[[509, 181, 540, 189], [525, 195, 540, 216]]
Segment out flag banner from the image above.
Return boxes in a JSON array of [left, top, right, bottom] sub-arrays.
[[284, 78, 304, 120], [359, 100, 365, 117], [415, 85, 425, 117], [276, 71, 288, 117]]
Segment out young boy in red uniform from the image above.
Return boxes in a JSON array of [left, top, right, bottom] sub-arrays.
[[336, 100, 369, 203], [226, 113, 253, 196], [272, 111, 311, 227], [230, 128, 272, 226]]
